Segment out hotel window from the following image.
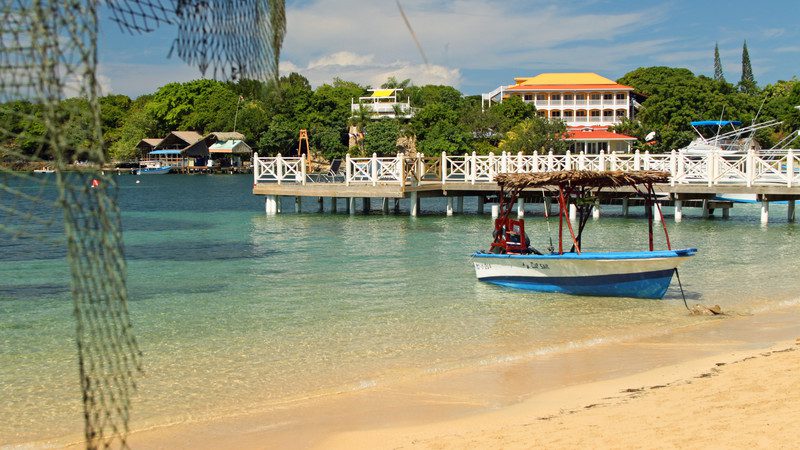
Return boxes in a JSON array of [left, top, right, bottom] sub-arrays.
[[576, 110, 587, 117], [590, 94, 601, 100], [603, 110, 614, 117], [563, 110, 574, 117], [523, 94, 533, 101], [576, 94, 586, 100], [551, 110, 561, 118], [603, 93, 613, 100], [536, 94, 546, 101], [563, 94, 574, 100], [616, 93, 626, 100], [590, 110, 601, 117], [537, 110, 546, 117], [550, 94, 561, 101]]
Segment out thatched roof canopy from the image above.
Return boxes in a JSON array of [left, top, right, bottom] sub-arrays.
[[495, 170, 670, 190]]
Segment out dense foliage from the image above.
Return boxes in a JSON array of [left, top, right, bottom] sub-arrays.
[[2, 64, 799, 164]]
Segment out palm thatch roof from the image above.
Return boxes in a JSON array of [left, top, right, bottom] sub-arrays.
[[495, 170, 670, 190]]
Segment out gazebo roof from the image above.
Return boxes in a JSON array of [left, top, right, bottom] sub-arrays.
[[495, 170, 670, 190]]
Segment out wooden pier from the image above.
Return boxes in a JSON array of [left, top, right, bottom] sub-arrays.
[[252, 150, 800, 224]]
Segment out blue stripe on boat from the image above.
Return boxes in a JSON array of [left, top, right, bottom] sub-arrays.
[[480, 269, 676, 299], [472, 248, 697, 260]]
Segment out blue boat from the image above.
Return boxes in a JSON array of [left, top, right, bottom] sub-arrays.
[[473, 171, 697, 299], [136, 166, 172, 175]]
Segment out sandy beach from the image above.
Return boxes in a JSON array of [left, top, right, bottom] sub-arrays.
[[118, 303, 800, 450]]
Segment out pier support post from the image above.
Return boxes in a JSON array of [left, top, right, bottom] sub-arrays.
[[622, 198, 629, 217], [569, 203, 577, 222], [330, 197, 337, 213], [393, 199, 400, 213], [702, 199, 710, 219], [362, 197, 371, 214], [317, 197, 324, 213], [275, 196, 282, 213], [348, 197, 355, 215], [477, 196, 485, 214], [446, 197, 454, 216], [382, 197, 389, 214], [265, 195, 277, 215], [592, 198, 600, 220], [517, 198, 525, 218], [544, 196, 553, 217], [674, 200, 683, 223], [653, 202, 661, 222], [789, 200, 796, 223], [410, 192, 419, 217], [491, 203, 499, 219], [761, 200, 769, 225], [456, 196, 464, 214], [294, 196, 302, 213], [722, 206, 730, 219]]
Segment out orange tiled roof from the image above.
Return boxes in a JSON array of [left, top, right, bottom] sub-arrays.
[[507, 84, 633, 91], [565, 127, 636, 141]]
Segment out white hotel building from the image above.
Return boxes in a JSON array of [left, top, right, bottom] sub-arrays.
[[483, 73, 637, 153]]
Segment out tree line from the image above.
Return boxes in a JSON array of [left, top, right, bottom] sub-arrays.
[[2, 63, 799, 164]]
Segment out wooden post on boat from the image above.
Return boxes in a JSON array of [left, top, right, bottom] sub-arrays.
[[674, 200, 683, 222], [446, 197, 454, 216]]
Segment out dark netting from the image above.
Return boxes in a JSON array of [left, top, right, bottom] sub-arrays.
[[1, 0, 285, 447]]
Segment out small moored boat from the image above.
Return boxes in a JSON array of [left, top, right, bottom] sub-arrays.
[[472, 170, 697, 299], [136, 165, 172, 175]]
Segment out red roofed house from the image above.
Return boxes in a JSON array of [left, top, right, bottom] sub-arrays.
[[483, 73, 637, 154]]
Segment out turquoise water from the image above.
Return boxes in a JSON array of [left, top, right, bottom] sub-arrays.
[[2, 174, 800, 444]]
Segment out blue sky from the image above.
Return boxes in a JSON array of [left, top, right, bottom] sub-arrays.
[[97, 0, 800, 97]]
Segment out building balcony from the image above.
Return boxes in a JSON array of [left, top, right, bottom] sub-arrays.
[[351, 102, 413, 119]]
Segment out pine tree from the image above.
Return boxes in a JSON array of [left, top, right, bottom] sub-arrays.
[[739, 40, 756, 93], [713, 42, 725, 82]]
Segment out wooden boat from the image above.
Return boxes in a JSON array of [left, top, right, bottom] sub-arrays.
[[472, 170, 697, 299], [136, 165, 172, 175]]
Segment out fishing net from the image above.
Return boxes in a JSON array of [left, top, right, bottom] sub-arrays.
[[0, 0, 285, 448]]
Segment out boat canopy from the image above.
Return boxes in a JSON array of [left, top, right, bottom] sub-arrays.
[[495, 170, 670, 190], [149, 149, 182, 155], [690, 120, 742, 127]]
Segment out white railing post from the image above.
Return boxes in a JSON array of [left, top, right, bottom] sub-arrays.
[[599, 151, 606, 171], [276, 154, 283, 185], [371, 153, 378, 186], [643, 150, 650, 170], [677, 150, 686, 184], [533, 151, 540, 172], [707, 151, 715, 187], [517, 151, 523, 173], [253, 152, 259, 184], [788, 150, 794, 188], [300, 156, 306, 185], [746, 149, 754, 187], [578, 151, 585, 170], [470, 151, 477, 185], [501, 151, 508, 174], [547, 151, 554, 171], [669, 150, 676, 186], [345, 153, 351, 186], [488, 151, 495, 180], [565, 150, 572, 170], [396, 152, 404, 184], [441, 151, 448, 185], [634, 149, 641, 171]]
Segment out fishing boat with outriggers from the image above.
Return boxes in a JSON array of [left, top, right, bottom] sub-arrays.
[[472, 170, 697, 299]]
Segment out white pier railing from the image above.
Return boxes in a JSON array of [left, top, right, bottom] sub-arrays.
[[253, 149, 800, 188]]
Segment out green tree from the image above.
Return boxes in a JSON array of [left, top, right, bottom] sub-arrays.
[[311, 126, 347, 160], [714, 42, 725, 83], [498, 116, 567, 154], [108, 103, 158, 161], [364, 119, 400, 156], [257, 115, 297, 155], [739, 40, 757, 93]]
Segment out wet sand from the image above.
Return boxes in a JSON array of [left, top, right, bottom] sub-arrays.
[[117, 303, 800, 449]]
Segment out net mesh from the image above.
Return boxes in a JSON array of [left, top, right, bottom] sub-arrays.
[[1, 0, 285, 448]]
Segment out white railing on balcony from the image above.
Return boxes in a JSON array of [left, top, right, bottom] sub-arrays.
[[253, 149, 800, 189]]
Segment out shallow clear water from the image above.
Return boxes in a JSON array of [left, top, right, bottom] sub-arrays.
[[2, 174, 800, 443]]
